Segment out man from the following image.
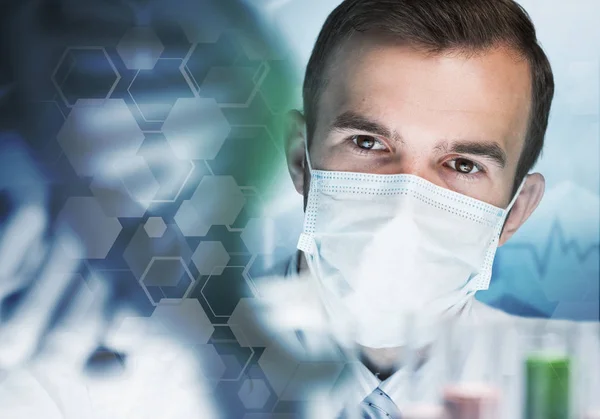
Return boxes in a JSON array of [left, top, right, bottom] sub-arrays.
[[279, 0, 554, 416]]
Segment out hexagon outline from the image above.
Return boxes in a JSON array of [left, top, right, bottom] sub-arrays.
[[227, 299, 268, 349], [242, 260, 260, 298], [187, 175, 246, 228], [143, 216, 167, 238], [127, 70, 161, 123], [116, 156, 160, 204], [198, 66, 262, 109], [149, 298, 216, 347], [253, 124, 283, 156], [180, 43, 201, 98], [258, 346, 301, 399], [199, 265, 253, 319], [139, 256, 196, 306], [137, 160, 196, 204], [161, 97, 231, 161], [196, 343, 227, 382], [191, 241, 231, 276], [179, 44, 260, 105], [237, 378, 272, 409], [244, 253, 269, 285], [52, 47, 121, 108], [45, 99, 68, 127], [181, 41, 261, 106], [224, 224, 243, 233], [202, 122, 284, 176], [227, 322, 254, 349], [253, 61, 290, 116], [214, 347, 255, 382], [239, 217, 277, 255], [173, 199, 210, 237], [127, 68, 173, 124], [89, 177, 150, 218], [239, 79, 262, 109], [252, 61, 269, 86], [116, 26, 164, 72], [56, 98, 146, 178]]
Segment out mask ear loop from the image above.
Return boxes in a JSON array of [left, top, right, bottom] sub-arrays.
[[497, 174, 528, 235], [471, 175, 529, 291], [304, 138, 313, 174], [505, 175, 527, 215]]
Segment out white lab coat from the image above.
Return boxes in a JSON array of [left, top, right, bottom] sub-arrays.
[[243, 252, 585, 418]]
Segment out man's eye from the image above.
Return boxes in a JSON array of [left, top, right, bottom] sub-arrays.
[[352, 135, 387, 151], [447, 158, 481, 174]]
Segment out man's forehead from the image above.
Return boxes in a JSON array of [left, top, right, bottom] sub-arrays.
[[317, 33, 532, 157]]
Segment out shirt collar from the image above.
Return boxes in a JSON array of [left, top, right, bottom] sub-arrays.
[[356, 360, 411, 408]]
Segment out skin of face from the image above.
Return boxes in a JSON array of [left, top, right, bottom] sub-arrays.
[[286, 33, 545, 247]]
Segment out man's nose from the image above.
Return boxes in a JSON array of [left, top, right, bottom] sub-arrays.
[[380, 154, 441, 185], [384, 152, 455, 191]]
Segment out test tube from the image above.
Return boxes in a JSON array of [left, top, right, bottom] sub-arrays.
[[440, 317, 506, 419], [520, 319, 574, 419], [575, 322, 600, 419]]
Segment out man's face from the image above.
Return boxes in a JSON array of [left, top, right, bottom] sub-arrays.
[[308, 35, 532, 209]]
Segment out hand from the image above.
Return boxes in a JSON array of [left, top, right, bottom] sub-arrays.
[[0, 203, 113, 372]]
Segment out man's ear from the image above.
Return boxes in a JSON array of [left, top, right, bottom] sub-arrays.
[[499, 173, 545, 246], [284, 109, 307, 195]]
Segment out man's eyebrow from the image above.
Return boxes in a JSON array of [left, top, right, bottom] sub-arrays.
[[330, 111, 403, 143], [443, 141, 508, 168]]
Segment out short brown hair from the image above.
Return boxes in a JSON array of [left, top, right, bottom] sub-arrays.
[[303, 0, 554, 194]]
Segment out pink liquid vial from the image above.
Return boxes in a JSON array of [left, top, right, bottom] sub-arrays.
[[443, 383, 501, 419], [402, 404, 447, 419]]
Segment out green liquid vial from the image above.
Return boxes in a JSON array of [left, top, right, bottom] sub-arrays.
[[525, 352, 570, 419]]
